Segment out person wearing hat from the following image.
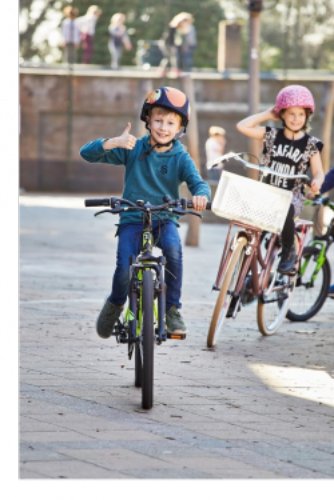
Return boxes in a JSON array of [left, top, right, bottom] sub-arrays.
[[161, 12, 197, 75], [80, 86, 210, 338]]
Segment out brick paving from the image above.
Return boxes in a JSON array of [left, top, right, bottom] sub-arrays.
[[19, 194, 334, 482]]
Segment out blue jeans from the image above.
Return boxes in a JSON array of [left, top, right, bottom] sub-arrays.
[[108, 221, 183, 310]]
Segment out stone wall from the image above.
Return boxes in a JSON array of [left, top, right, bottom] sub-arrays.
[[20, 66, 334, 193]]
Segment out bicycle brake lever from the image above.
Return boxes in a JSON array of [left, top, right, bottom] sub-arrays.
[[94, 208, 123, 216], [207, 152, 236, 170], [186, 210, 203, 218], [94, 209, 113, 216]]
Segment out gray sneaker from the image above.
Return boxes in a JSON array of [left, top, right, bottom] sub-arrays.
[[96, 300, 123, 338], [166, 306, 187, 339]]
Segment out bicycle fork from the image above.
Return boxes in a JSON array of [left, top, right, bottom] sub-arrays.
[[127, 257, 167, 348]]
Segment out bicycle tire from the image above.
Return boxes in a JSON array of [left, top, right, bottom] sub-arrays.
[[141, 269, 155, 410], [129, 281, 142, 388], [207, 236, 248, 348], [134, 344, 142, 388], [286, 250, 331, 322], [257, 249, 293, 336]]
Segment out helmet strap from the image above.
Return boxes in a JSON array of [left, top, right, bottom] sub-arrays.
[[140, 128, 185, 158]]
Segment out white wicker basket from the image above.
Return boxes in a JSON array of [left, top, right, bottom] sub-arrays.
[[212, 171, 293, 233]]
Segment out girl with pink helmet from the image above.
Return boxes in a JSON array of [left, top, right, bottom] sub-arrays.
[[237, 84, 324, 274]]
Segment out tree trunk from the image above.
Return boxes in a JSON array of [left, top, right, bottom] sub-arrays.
[[181, 74, 202, 247], [313, 81, 334, 236]]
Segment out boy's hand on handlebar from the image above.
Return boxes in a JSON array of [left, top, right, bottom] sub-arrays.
[[192, 195, 209, 212]]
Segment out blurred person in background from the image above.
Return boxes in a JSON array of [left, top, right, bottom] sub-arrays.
[[108, 13, 132, 69], [205, 126, 226, 181], [160, 12, 197, 76], [77, 5, 102, 63], [61, 6, 81, 64], [174, 12, 197, 72]]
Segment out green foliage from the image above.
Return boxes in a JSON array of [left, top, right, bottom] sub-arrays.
[[19, 0, 334, 71], [19, 0, 224, 67], [82, 0, 225, 67]]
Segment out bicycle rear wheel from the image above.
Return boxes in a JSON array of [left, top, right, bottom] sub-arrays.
[[257, 249, 292, 335], [286, 247, 331, 322], [207, 236, 247, 348], [141, 269, 155, 410]]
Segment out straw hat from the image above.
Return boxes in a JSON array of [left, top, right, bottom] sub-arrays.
[[209, 126, 226, 136], [170, 12, 193, 28]]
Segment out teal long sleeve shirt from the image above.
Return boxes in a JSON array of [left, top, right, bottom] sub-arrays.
[[80, 134, 211, 224]]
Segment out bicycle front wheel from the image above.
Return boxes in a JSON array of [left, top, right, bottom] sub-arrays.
[[286, 248, 331, 322], [129, 280, 142, 388], [257, 250, 292, 336], [207, 236, 247, 348], [141, 269, 155, 410]]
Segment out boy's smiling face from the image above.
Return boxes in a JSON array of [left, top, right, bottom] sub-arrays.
[[148, 107, 182, 151]]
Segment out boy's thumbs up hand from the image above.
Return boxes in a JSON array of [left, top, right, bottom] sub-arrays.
[[117, 122, 137, 150], [102, 122, 137, 151]]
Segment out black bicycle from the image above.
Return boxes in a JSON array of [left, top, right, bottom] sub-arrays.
[[85, 196, 207, 410]]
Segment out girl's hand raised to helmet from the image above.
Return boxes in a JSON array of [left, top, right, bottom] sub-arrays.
[[103, 122, 137, 150], [267, 106, 280, 121]]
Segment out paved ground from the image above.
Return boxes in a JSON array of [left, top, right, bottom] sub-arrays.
[[19, 194, 334, 487]]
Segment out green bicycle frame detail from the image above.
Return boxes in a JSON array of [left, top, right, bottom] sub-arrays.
[[300, 240, 327, 287], [125, 269, 159, 339], [137, 270, 159, 336]]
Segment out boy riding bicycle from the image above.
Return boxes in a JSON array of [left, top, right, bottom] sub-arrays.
[[237, 85, 324, 274], [80, 86, 210, 338]]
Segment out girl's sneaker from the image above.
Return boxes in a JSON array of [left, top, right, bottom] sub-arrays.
[[328, 284, 334, 299]]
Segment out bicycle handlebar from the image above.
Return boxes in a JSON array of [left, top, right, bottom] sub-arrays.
[[85, 198, 112, 207], [84, 196, 212, 214], [208, 151, 311, 185], [305, 195, 334, 210]]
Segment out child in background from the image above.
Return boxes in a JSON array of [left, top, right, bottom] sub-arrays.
[[76, 5, 102, 64], [61, 6, 81, 64], [237, 85, 324, 274], [80, 87, 210, 338], [205, 126, 226, 180], [108, 13, 132, 69]]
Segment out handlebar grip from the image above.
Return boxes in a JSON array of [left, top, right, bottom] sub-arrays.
[[186, 200, 212, 210], [84, 198, 110, 207]]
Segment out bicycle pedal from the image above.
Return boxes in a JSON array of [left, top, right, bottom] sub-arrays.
[[167, 332, 187, 340], [117, 334, 128, 344]]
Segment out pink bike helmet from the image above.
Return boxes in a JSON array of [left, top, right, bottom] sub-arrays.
[[274, 85, 315, 114]]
